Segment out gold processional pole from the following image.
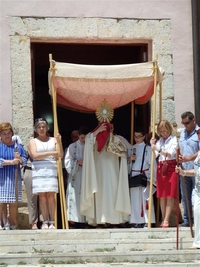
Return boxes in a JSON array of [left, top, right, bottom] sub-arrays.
[[159, 83, 162, 121], [155, 76, 163, 227], [49, 54, 69, 229], [148, 60, 158, 228], [130, 101, 134, 145]]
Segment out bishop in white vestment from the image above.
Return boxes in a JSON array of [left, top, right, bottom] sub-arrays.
[[80, 123, 131, 225]]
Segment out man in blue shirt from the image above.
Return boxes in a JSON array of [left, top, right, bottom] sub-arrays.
[[179, 111, 199, 226]]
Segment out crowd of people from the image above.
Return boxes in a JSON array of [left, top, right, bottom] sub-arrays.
[[0, 111, 199, 249]]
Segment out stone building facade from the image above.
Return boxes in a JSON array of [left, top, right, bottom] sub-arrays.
[[0, 1, 194, 145]]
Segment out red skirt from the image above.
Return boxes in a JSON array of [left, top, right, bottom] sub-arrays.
[[157, 160, 178, 198]]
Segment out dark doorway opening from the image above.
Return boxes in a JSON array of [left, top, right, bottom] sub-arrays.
[[31, 42, 150, 148]]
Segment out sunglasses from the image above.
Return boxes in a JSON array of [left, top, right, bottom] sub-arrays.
[[181, 120, 191, 125], [35, 118, 46, 123]]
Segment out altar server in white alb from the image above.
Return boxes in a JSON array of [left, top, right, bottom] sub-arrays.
[[129, 127, 156, 228], [65, 126, 89, 225], [81, 122, 131, 226]]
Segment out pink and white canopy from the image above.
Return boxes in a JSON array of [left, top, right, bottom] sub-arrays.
[[48, 61, 163, 112]]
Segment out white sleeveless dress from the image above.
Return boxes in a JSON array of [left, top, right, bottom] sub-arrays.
[[32, 137, 58, 194]]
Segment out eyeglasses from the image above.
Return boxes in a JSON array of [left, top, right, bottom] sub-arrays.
[[1, 131, 12, 136], [181, 120, 191, 125], [134, 135, 144, 139]]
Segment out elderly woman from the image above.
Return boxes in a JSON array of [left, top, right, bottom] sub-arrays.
[[150, 120, 177, 228], [176, 127, 200, 249], [28, 118, 63, 229], [0, 122, 26, 230]]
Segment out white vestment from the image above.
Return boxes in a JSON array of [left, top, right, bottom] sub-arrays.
[[65, 140, 85, 223], [129, 142, 155, 224], [80, 133, 131, 225]]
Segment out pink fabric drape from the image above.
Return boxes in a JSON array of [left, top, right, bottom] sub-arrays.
[[49, 61, 163, 111]]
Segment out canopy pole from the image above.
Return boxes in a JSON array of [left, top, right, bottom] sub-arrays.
[[148, 60, 158, 228], [130, 101, 135, 145], [159, 83, 162, 121], [155, 75, 163, 226], [49, 54, 69, 229]]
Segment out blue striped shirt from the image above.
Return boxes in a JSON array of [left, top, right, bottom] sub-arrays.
[[0, 142, 27, 202], [179, 125, 199, 170]]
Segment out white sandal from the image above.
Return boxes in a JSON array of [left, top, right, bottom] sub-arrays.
[[49, 221, 56, 230], [41, 221, 49, 230], [4, 223, 10, 230], [0, 225, 3, 230]]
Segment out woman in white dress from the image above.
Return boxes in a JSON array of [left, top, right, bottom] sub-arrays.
[[176, 127, 200, 249], [28, 118, 63, 229]]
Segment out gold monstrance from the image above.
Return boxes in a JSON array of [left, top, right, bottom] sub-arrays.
[[95, 99, 114, 123]]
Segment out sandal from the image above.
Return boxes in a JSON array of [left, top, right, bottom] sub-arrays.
[[49, 221, 56, 230], [161, 221, 169, 228], [31, 223, 38, 230], [49, 224, 56, 229], [0, 225, 3, 230], [4, 223, 10, 230], [41, 221, 49, 230]]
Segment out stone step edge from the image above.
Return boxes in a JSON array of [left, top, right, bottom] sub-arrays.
[[0, 227, 193, 231], [0, 237, 194, 245], [2, 263, 200, 267], [1, 250, 199, 257], [0, 252, 199, 266], [0, 229, 193, 236]]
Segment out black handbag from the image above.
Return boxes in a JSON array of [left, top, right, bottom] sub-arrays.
[[129, 145, 147, 188]]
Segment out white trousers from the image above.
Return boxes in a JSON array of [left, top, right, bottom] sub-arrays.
[[129, 186, 155, 224]]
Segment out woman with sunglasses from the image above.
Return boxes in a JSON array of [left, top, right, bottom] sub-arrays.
[[28, 118, 63, 229], [176, 127, 200, 249], [0, 122, 26, 230], [150, 120, 177, 228]]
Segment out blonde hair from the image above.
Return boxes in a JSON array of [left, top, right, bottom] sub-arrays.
[[157, 120, 173, 136], [0, 122, 14, 135]]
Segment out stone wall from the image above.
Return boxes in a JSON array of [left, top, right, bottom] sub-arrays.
[[9, 17, 174, 146]]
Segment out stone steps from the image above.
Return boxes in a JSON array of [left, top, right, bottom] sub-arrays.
[[0, 239, 193, 253], [1, 250, 199, 266], [0, 227, 193, 240], [3, 264, 200, 267], [0, 228, 199, 266]]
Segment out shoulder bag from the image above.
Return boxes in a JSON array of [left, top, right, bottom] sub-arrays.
[[128, 145, 147, 188]]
